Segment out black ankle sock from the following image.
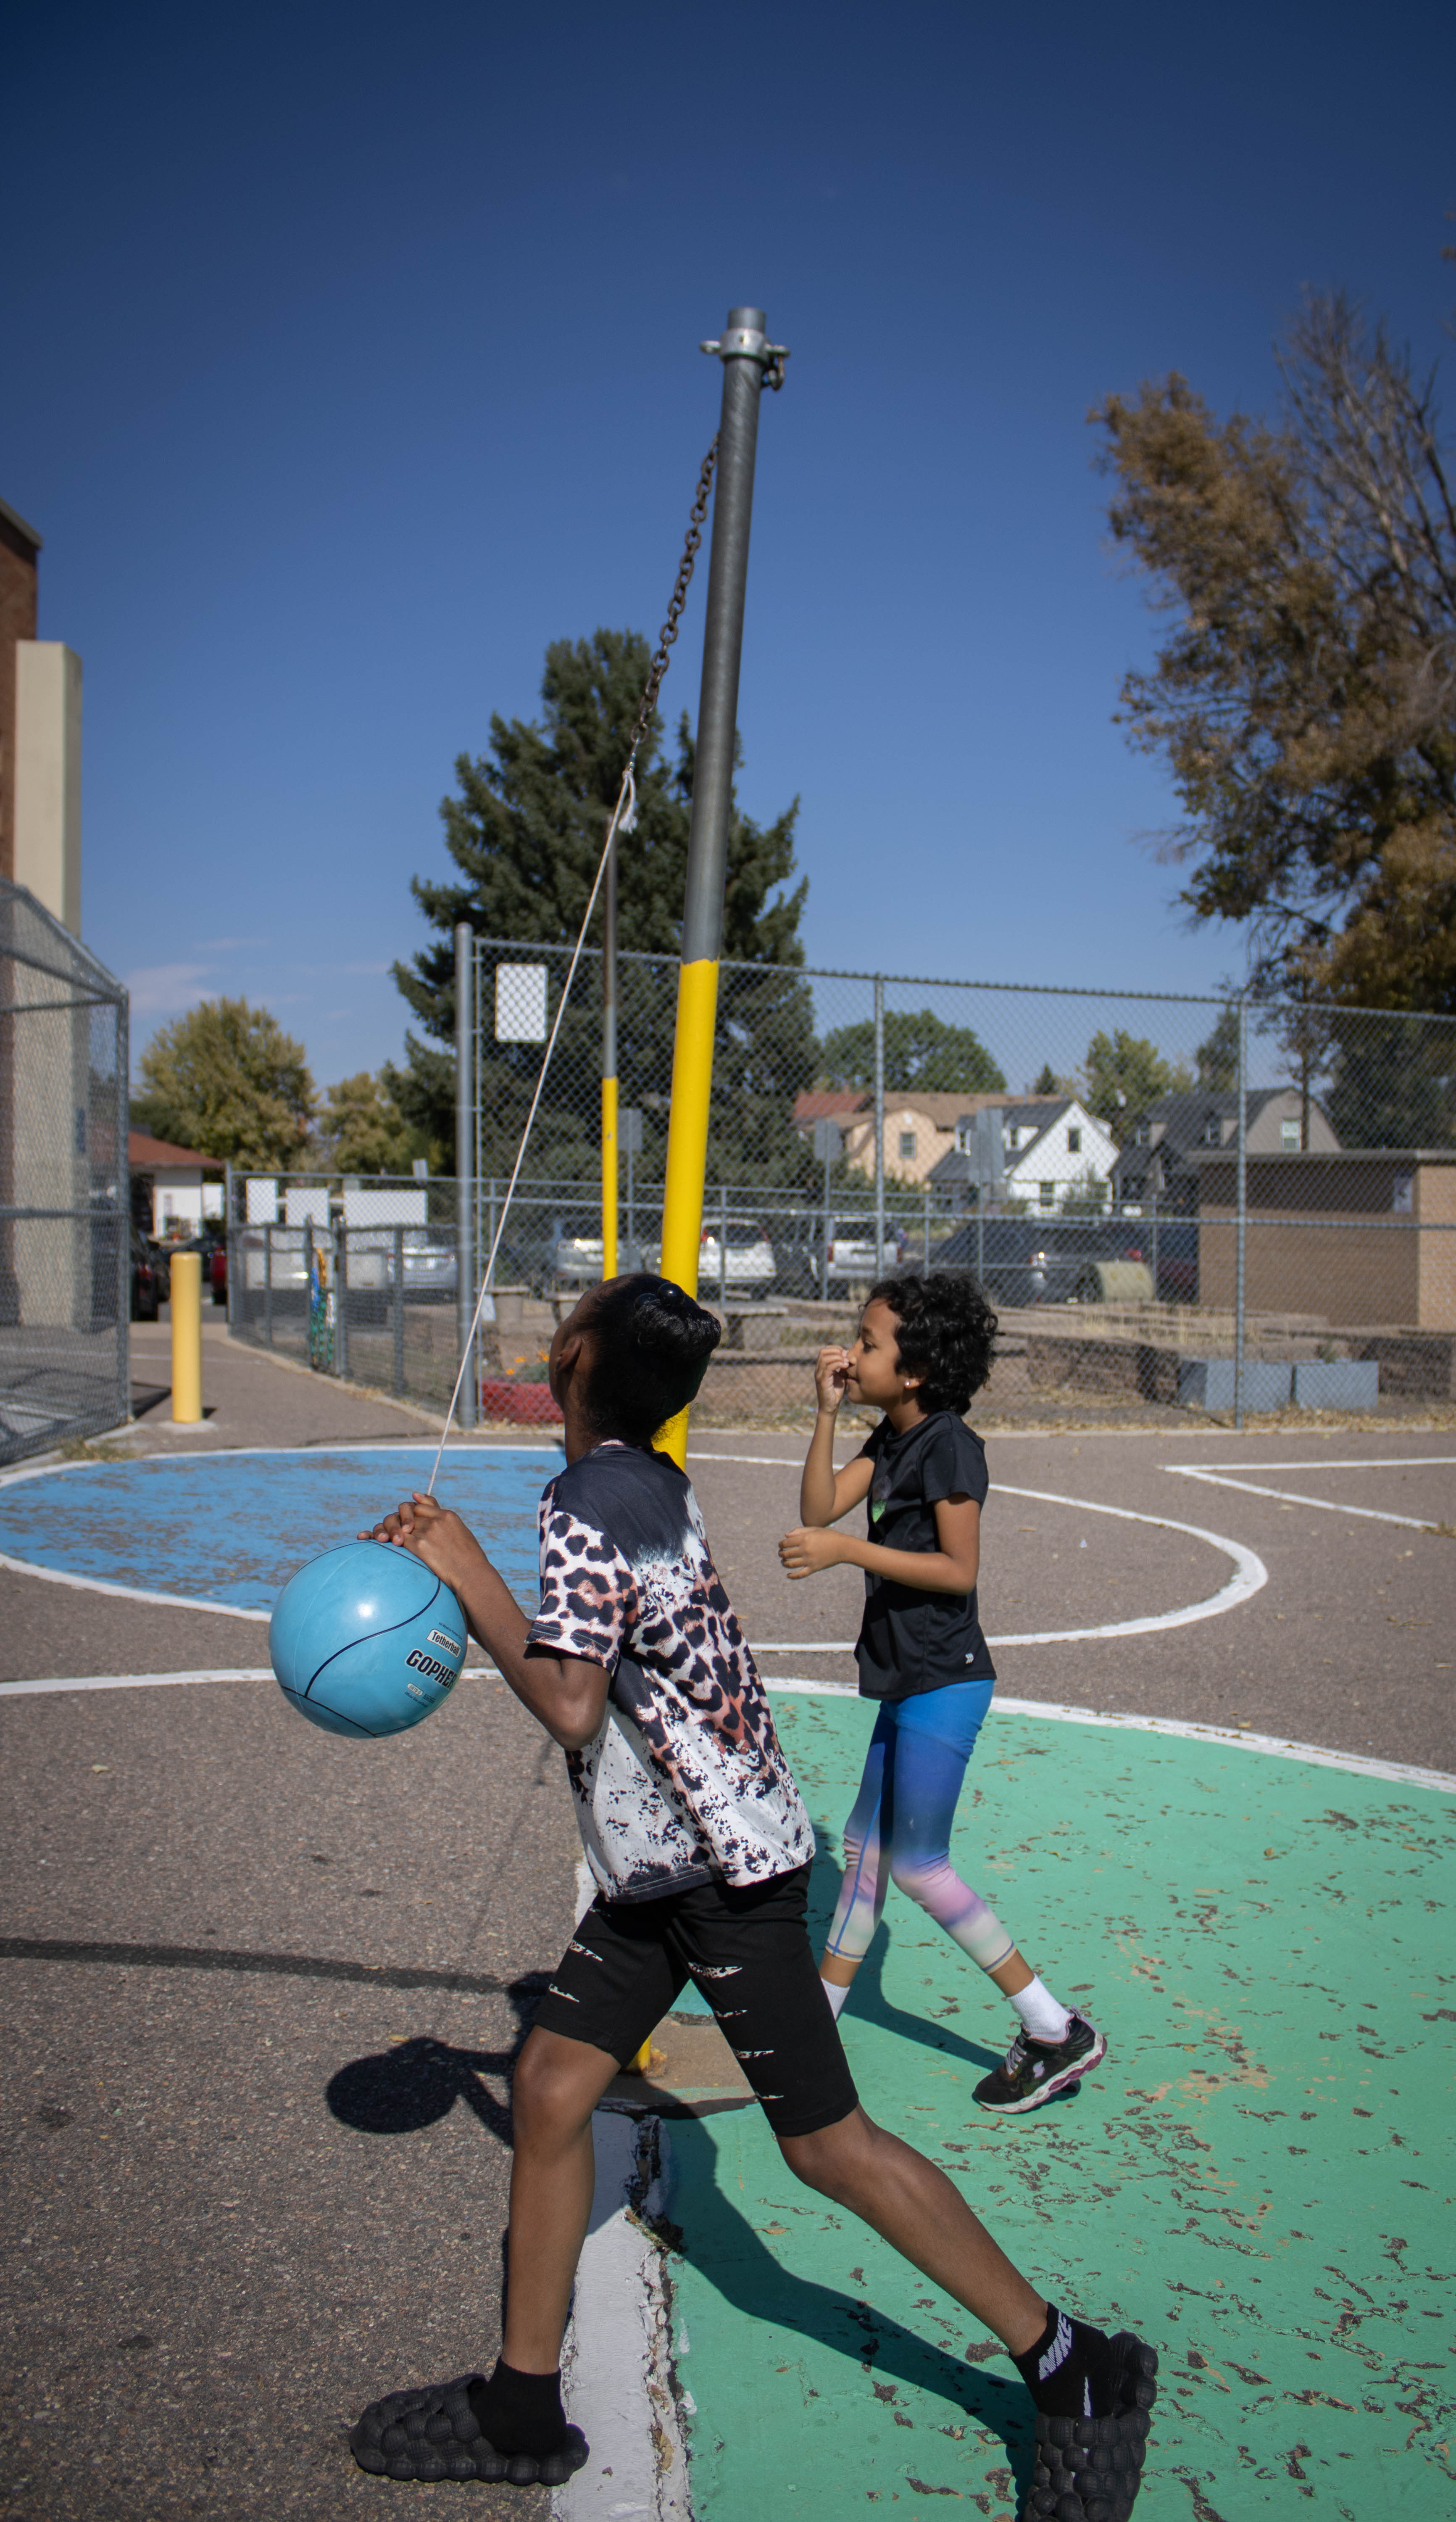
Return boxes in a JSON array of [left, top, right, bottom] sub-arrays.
[[466, 2358, 567, 2456], [1011, 2306, 1120, 2420]]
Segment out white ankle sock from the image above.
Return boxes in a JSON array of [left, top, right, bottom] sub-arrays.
[[821, 1977, 850, 2020], [1007, 1976, 1071, 2043]]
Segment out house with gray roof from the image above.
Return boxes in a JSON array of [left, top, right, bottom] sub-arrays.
[[1110, 1088, 1340, 1213]]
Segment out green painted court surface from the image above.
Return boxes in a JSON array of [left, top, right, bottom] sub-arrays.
[[664, 1695, 1455, 2519]]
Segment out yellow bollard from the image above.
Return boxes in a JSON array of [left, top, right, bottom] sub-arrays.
[[170, 1251, 203, 1423]]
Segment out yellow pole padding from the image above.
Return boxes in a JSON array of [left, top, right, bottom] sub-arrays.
[[655, 956, 721, 1466], [601, 1071, 619, 1282], [170, 1252, 203, 1423]]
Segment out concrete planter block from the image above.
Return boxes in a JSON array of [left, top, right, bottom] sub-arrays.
[[1179, 1357, 1292, 1412], [1293, 1359, 1380, 1410]]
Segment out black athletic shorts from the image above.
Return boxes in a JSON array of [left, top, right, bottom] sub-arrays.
[[532, 1863, 859, 2140]]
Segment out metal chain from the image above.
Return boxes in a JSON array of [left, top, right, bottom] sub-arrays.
[[626, 436, 719, 760]]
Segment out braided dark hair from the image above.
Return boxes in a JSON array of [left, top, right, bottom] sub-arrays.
[[582, 1275, 723, 1444], [869, 1272, 997, 1414]]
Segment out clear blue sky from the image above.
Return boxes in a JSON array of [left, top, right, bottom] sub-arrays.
[[5, 0, 1453, 1090]]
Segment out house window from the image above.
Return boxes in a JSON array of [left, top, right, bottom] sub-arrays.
[[1134, 1121, 1150, 1145], [1067, 1126, 1081, 1154], [1203, 1119, 1222, 1146], [1281, 1119, 1301, 1149], [898, 1130, 916, 1160], [1039, 1182, 1056, 1208]]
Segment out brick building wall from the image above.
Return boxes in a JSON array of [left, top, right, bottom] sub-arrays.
[[0, 497, 42, 886], [1197, 1152, 1456, 1329]]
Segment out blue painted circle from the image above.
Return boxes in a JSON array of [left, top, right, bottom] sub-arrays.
[[269, 1539, 468, 1738], [0, 1446, 554, 1613]]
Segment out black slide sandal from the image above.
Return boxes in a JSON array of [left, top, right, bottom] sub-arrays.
[[1019, 2334, 1158, 2521], [350, 2373, 590, 2487]]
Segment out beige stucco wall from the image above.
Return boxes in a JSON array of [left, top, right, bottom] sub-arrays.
[[14, 642, 82, 935]]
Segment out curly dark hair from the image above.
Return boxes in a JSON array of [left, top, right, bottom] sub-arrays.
[[868, 1272, 998, 1415], [582, 1274, 722, 1445]]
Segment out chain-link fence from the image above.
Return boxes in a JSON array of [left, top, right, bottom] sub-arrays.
[[228, 941, 1456, 1430], [0, 877, 130, 1463]]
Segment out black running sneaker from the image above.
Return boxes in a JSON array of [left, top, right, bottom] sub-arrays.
[[1018, 2333, 1158, 2521], [974, 2011, 1106, 2114]]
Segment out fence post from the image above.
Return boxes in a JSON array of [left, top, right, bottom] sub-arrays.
[[1234, 993, 1248, 1431], [924, 1180, 931, 1274], [115, 986, 130, 1420], [454, 921, 477, 1428], [392, 1225, 405, 1397], [264, 1221, 273, 1348], [873, 973, 885, 1279], [335, 1224, 349, 1380], [224, 1161, 235, 1335]]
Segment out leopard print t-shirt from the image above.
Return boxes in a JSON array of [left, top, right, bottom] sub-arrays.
[[526, 1441, 814, 1902]]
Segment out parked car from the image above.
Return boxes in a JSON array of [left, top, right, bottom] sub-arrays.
[[824, 1217, 907, 1290], [152, 1224, 229, 1304], [130, 1229, 161, 1321], [691, 1216, 777, 1297], [551, 1229, 647, 1290], [928, 1216, 1191, 1307]]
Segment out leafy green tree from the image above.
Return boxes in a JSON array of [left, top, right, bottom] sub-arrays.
[[133, 999, 314, 1170], [1031, 1061, 1072, 1095], [818, 1010, 1006, 1095], [395, 629, 816, 1185], [1081, 1029, 1191, 1128], [316, 1072, 424, 1175], [1094, 277, 1456, 1010]]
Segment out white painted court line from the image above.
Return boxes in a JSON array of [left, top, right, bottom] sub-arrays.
[[0, 1464, 1268, 1648], [698, 1464, 1270, 1646], [0, 1552, 274, 1620], [1165, 1460, 1455, 1532], [765, 1679, 1456, 1795], [0, 1442, 561, 1623], [983, 1483, 1266, 1642], [0, 1669, 274, 1697]]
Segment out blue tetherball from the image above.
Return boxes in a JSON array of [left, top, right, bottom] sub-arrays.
[[270, 1540, 468, 1738]]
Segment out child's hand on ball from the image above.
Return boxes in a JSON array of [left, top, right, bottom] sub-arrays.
[[779, 1524, 846, 1579], [360, 1493, 491, 1597]]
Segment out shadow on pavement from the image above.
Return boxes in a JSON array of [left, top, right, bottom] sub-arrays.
[[666, 2113, 1035, 2499]]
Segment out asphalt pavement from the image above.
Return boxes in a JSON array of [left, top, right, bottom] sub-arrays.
[[1, 1326, 580, 2519]]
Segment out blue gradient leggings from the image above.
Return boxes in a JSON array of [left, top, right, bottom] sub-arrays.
[[824, 1679, 1016, 1973]]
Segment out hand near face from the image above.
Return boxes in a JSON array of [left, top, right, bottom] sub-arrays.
[[779, 1524, 846, 1579], [813, 1345, 852, 1413]]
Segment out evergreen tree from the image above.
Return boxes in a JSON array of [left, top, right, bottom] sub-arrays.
[[1193, 1006, 1240, 1090], [392, 630, 816, 1186]]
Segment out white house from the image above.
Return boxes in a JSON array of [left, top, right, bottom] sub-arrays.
[[931, 1098, 1119, 1212]]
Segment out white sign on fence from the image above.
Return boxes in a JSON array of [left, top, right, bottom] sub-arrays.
[[245, 1178, 278, 1223], [285, 1187, 328, 1227], [343, 1188, 428, 1228], [496, 964, 548, 1043]]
